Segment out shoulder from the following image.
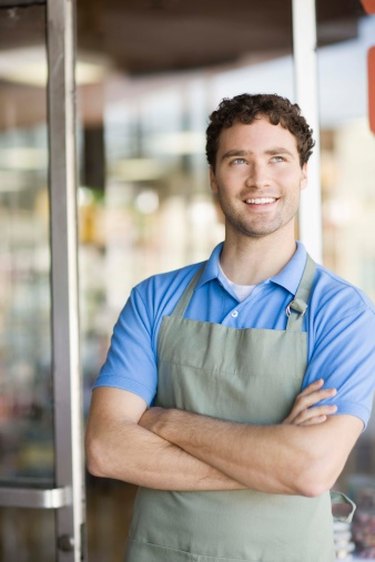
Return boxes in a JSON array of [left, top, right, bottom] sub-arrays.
[[311, 262, 375, 318], [130, 260, 205, 323], [307, 262, 375, 348]]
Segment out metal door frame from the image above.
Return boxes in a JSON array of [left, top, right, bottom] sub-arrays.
[[0, 0, 86, 560], [292, 0, 322, 263], [48, 0, 86, 559]]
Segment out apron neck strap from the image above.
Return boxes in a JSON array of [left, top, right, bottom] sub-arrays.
[[286, 254, 316, 332], [172, 266, 204, 318], [172, 254, 316, 329]]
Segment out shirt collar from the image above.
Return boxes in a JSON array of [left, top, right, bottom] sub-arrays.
[[196, 241, 307, 297], [270, 241, 307, 295], [196, 243, 224, 289]]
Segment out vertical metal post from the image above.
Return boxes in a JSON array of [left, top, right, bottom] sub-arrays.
[[47, 0, 86, 560], [292, 0, 323, 263]]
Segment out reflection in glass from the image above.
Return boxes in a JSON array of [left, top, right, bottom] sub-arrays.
[[0, 507, 54, 562], [0, 6, 53, 485], [317, 7, 375, 560]]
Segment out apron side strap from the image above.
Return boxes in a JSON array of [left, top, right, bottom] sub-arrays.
[[295, 254, 317, 304], [286, 254, 316, 332], [172, 266, 204, 318]]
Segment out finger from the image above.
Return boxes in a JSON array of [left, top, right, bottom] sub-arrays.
[[283, 382, 337, 425], [293, 404, 337, 425], [300, 415, 327, 426], [284, 397, 337, 424], [298, 381, 337, 402], [291, 387, 337, 415], [298, 378, 325, 397]]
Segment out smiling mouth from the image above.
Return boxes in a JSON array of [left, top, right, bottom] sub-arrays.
[[244, 197, 278, 205]]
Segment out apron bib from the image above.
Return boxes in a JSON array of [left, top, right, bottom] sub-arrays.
[[125, 255, 335, 562]]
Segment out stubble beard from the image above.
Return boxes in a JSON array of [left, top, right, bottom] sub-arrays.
[[226, 213, 285, 239], [221, 199, 298, 241]]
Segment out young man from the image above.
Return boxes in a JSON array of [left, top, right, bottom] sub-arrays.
[[86, 93, 375, 561]]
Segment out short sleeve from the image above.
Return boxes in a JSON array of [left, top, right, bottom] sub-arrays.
[[93, 286, 158, 406], [303, 299, 375, 429]]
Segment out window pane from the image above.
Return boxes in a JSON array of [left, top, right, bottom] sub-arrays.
[[317, 4, 375, 560], [0, 508, 55, 562], [0, 4, 53, 487]]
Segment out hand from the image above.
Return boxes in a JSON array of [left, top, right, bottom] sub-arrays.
[[283, 379, 337, 426]]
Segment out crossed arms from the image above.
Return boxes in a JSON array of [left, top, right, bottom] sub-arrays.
[[85, 379, 362, 497]]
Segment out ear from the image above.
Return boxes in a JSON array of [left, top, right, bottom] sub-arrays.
[[209, 167, 218, 194], [300, 163, 308, 190]]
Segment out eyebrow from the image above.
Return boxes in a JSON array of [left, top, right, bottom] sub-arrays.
[[221, 147, 296, 161], [266, 147, 295, 158], [221, 149, 248, 160]]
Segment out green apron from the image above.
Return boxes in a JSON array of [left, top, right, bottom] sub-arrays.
[[125, 255, 335, 562]]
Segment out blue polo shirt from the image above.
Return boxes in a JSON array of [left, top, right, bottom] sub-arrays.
[[95, 242, 375, 428]]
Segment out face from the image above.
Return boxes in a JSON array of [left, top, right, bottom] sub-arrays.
[[210, 117, 307, 243]]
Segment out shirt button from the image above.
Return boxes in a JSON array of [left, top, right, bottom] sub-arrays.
[[231, 310, 239, 318]]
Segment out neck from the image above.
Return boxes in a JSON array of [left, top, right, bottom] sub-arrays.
[[220, 231, 297, 285]]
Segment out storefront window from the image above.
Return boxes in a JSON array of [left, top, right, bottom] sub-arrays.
[[0, 4, 51, 485], [317, 6, 375, 560], [75, 4, 375, 560], [0, 4, 56, 560]]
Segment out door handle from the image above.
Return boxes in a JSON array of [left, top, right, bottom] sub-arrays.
[[0, 486, 72, 508]]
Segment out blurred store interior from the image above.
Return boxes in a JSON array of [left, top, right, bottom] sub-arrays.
[[0, 0, 375, 560]]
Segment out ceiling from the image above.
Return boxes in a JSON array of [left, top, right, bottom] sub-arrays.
[[75, 0, 366, 75], [0, 0, 367, 130], [0, 0, 366, 75]]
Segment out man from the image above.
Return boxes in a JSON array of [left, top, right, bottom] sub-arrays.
[[86, 93, 375, 561]]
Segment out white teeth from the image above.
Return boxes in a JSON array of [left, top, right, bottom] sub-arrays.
[[245, 197, 276, 205]]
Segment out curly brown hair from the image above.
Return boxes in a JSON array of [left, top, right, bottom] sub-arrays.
[[206, 93, 315, 169]]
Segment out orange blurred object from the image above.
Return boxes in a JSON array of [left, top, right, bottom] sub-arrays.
[[360, 0, 375, 13]]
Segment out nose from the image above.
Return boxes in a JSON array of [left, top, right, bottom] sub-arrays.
[[246, 160, 269, 188]]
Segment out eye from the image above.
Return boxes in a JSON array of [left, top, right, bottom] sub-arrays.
[[230, 157, 247, 166], [270, 155, 286, 163]]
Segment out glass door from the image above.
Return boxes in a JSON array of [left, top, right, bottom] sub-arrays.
[[0, 1, 85, 561]]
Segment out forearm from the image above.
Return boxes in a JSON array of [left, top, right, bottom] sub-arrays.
[[86, 417, 245, 491], [140, 409, 299, 493], [140, 408, 357, 496]]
